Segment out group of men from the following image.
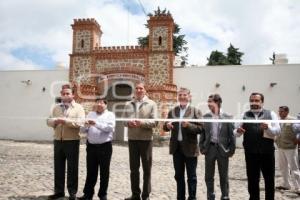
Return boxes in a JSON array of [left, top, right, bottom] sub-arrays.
[[47, 82, 300, 200]]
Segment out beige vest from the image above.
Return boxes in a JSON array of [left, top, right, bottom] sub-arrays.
[[276, 116, 297, 149]]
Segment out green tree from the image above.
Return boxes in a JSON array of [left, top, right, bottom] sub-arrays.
[[226, 43, 244, 65], [207, 50, 228, 65], [138, 7, 188, 65], [206, 44, 244, 65]]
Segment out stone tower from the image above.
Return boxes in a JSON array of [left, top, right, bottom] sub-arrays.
[[69, 18, 101, 102], [146, 14, 177, 134], [146, 14, 175, 98]]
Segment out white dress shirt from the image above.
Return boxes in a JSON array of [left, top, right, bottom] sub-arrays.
[[82, 110, 116, 144], [178, 104, 188, 141], [234, 110, 281, 137]]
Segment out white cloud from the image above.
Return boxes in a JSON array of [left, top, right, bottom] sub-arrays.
[[0, 0, 299, 70], [0, 51, 41, 70]]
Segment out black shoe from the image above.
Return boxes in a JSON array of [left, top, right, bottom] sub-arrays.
[[142, 198, 149, 200], [276, 186, 290, 190], [69, 194, 76, 200], [100, 196, 107, 200], [124, 196, 141, 200], [78, 195, 92, 200], [48, 193, 65, 200]]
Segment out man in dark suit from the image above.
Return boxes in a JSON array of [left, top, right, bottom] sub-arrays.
[[164, 87, 203, 200], [199, 94, 235, 200]]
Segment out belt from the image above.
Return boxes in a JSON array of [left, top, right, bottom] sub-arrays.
[[87, 141, 112, 147], [210, 141, 218, 146]]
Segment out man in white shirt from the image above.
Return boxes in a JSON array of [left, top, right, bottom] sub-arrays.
[[78, 98, 116, 200], [235, 92, 280, 200]]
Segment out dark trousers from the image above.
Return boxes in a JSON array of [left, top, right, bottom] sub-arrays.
[[128, 140, 153, 199], [245, 152, 275, 200], [54, 140, 79, 196], [173, 146, 198, 200], [83, 141, 112, 198], [205, 144, 229, 200]]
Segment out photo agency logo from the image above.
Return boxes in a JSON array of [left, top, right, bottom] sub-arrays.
[[48, 75, 252, 121]]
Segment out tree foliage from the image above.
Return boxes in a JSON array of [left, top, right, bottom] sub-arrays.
[[226, 44, 244, 65], [207, 43, 244, 66], [207, 50, 228, 65], [138, 7, 188, 65]]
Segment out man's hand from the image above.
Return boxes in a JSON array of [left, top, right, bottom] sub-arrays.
[[54, 118, 66, 125], [128, 120, 142, 128], [260, 123, 269, 130], [166, 122, 174, 130], [127, 121, 136, 128], [237, 127, 246, 134], [181, 121, 189, 128], [87, 120, 96, 125], [134, 120, 142, 127]]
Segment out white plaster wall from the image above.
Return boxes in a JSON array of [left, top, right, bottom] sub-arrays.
[[174, 64, 300, 147], [174, 64, 300, 117], [0, 69, 68, 140], [0, 64, 299, 141]]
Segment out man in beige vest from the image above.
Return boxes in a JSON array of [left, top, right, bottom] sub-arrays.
[[275, 106, 300, 195]]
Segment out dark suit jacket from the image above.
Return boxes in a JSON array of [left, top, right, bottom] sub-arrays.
[[199, 112, 236, 157], [163, 105, 203, 157]]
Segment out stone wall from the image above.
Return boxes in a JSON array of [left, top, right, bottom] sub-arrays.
[[152, 27, 168, 51], [74, 30, 91, 53], [72, 56, 92, 84], [95, 58, 145, 74], [148, 54, 169, 85]]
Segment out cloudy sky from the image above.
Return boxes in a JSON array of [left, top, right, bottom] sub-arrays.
[[0, 0, 299, 70]]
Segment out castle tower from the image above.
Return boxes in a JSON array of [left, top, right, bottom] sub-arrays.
[[71, 18, 102, 54], [147, 13, 174, 86], [69, 18, 102, 102], [145, 13, 177, 111], [146, 13, 177, 137]]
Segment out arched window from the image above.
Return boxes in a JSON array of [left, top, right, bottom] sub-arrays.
[[158, 36, 162, 45], [80, 39, 84, 48]]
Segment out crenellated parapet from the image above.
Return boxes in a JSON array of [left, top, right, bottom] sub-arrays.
[[72, 18, 101, 31], [148, 14, 174, 27], [94, 45, 148, 53], [93, 46, 148, 60], [149, 15, 173, 21]]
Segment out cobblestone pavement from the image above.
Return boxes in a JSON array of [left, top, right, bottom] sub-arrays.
[[0, 140, 299, 200]]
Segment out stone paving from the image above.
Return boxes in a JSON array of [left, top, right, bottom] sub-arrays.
[[0, 140, 299, 200]]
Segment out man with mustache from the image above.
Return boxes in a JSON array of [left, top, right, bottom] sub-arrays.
[[47, 84, 85, 200], [235, 92, 280, 200]]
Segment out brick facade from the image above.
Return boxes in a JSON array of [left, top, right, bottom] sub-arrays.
[[69, 14, 178, 139]]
